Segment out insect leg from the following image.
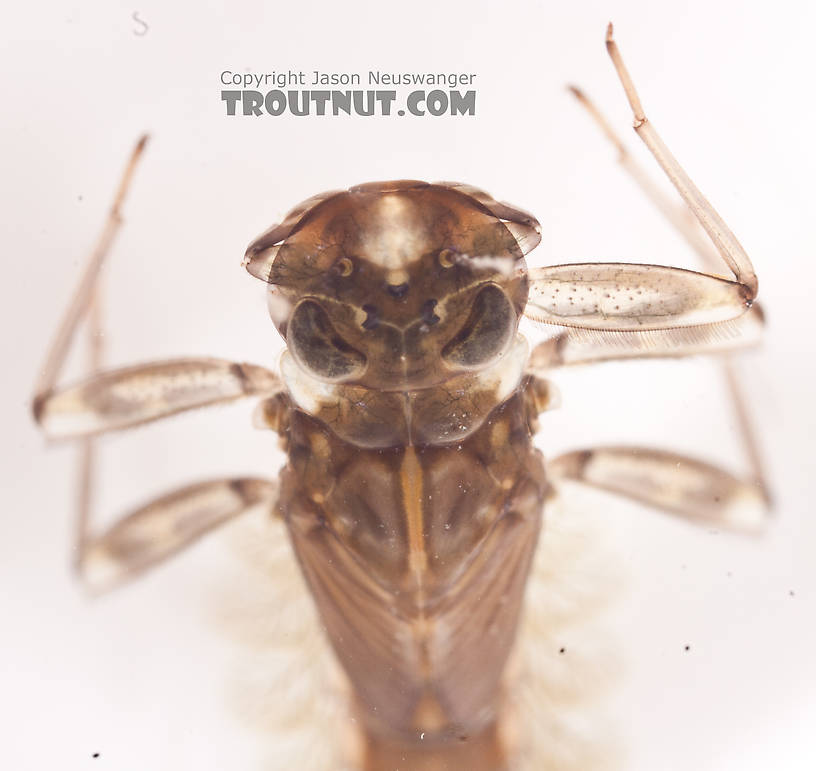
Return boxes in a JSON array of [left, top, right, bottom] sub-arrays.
[[31, 135, 282, 440], [525, 26, 764, 332], [32, 137, 283, 589], [78, 477, 278, 593], [604, 24, 757, 298], [526, 306, 764, 371], [546, 447, 764, 534], [527, 311, 771, 522], [33, 136, 148, 403], [566, 84, 719, 270], [34, 357, 281, 441], [525, 27, 770, 513], [558, 38, 770, 502]]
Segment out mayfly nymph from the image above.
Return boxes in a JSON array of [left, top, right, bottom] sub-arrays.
[[32, 26, 768, 770]]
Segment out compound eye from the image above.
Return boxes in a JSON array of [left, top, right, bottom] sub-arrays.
[[288, 300, 366, 382], [442, 285, 515, 369]]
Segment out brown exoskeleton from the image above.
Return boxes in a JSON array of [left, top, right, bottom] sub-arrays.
[[32, 26, 768, 770]]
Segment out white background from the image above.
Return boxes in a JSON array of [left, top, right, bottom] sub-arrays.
[[2, 1, 815, 769]]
